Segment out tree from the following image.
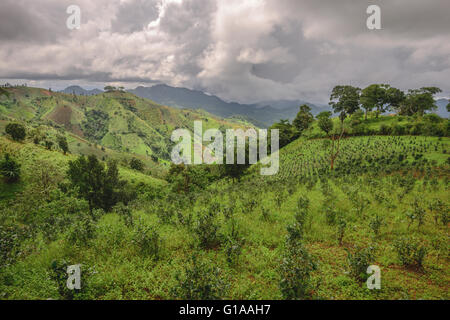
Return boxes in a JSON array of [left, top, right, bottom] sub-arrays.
[[329, 85, 361, 124], [0, 153, 21, 183], [446, 102, 450, 113], [398, 87, 442, 116], [359, 84, 404, 119], [385, 86, 405, 114], [316, 111, 333, 136], [57, 136, 69, 155], [104, 86, 116, 92], [67, 155, 130, 212], [293, 105, 314, 134], [130, 158, 144, 171], [328, 85, 360, 170], [5, 123, 26, 141], [269, 119, 299, 148]]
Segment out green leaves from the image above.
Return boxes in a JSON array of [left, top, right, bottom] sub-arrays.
[[0, 153, 21, 183]]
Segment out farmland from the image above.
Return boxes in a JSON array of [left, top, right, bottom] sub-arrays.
[[0, 133, 448, 299]]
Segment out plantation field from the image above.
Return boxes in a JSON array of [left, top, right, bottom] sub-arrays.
[[1, 135, 448, 300]]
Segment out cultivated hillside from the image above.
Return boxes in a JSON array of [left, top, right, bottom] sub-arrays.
[[0, 86, 254, 161]]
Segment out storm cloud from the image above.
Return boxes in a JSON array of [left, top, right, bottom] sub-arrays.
[[0, 0, 449, 103]]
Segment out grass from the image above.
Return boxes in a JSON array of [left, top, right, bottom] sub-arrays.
[[0, 134, 448, 300]]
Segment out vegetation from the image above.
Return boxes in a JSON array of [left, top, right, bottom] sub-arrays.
[[0, 84, 448, 300], [5, 123, 26, 142]]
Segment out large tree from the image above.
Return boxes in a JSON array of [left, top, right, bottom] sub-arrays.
[[67, 155, 130, 212], [293, 104, 314, 134], [360, 84, 405, 119], [398, 87, 442, 116], [329, 85, 361, 124]]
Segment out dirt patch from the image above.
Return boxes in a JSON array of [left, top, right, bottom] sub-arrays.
[[49, 105, 72, 128]]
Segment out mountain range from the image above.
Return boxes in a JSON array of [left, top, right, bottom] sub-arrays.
[[60, 85, 103, 96], [58, 85, 448, 125], [128, 84, 328, 127]]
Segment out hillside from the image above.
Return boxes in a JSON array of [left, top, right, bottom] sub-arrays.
[[129, 84, 327, 127], [0, 86, 254, 162]]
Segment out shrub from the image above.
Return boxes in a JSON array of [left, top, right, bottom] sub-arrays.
[[66, 214, 96, 246], [394, 237, 427, 270], [172, 254, 228, 300], [223, 220, 244, 266], [113, 202, 133, 227], [369, 215, 383, 238], [324, 205, 337, 225], [0, 153, 21, 183], [57, 136, 69, 154], [132, 221, 162, 260], [279, 242, 317, 299], [346, 246, 375, 282], [5, 123, 26, 141], [194, 209, 221, 249], [130, 158, 145, 171], [286, 222, 304, 244], [337, 218, 347, 246], [0, 225, 27, 267], [50, 259, 77, 300]]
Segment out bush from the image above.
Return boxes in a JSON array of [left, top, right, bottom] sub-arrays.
[[0, 153, 21, 183], [194, 209, 221, 249], [113, 202, 133, 227], [132, 221, 162, 259], [130, 158, 145, 171], [394, 237, 427, 270], [50, 259, 77, 300], [223, 220, 244, 266], [369, 215, 383, 238], [346, 246, 375, 282], [66, 214, 96, 246], [172, 254, 228, 299], [5, 123, 26, 141], [279, 242, 317, 299]]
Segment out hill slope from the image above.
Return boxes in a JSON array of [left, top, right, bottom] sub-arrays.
[[0, 86, 254, 161], [129, 84, 327, 127]]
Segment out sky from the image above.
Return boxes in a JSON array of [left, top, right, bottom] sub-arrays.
[[0, 0, 449, 104]]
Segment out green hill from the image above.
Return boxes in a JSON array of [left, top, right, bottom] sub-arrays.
[[0, 86, 254, 162]]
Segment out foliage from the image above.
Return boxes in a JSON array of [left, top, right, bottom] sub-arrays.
[[293, 105, 314, 134], [279, 242, 317, 299], [0, 153, 21, 183], [346, 246, 375, 282], [129, 158, 144, 172], [5, 123, 26, 141], [394, 237, 427, 270], [172, 254, 228, 300], [57, 136, 69, 154], [67, 155, 132, 212], [132, 220, 162, 259]]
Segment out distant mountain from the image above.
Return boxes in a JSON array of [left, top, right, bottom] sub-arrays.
[[255, 99, 321, 110], [60, 85, 103, 96], [129, 84, 328, 127], [434, 99, 449, 118]]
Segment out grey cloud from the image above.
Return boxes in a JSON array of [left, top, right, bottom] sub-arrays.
[[111, 0, 159, 34], [0, 0, 449, 103]]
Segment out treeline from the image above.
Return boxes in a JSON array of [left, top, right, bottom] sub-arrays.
[[271, 84, 449, 147]]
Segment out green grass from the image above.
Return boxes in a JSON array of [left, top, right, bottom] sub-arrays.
[[0, 134, 448, 300]]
